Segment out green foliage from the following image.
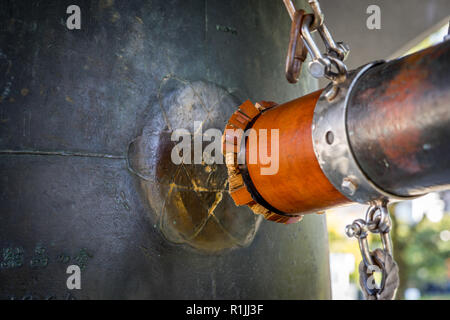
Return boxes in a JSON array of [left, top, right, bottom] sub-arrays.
[[397, 215, 450, 287]]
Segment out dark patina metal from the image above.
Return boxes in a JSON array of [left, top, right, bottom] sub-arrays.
[[347, 40, 450, 197]]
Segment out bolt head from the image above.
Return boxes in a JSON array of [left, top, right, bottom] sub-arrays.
[[345, 225, 356, 238], [341, 178, 358, 196], [308, 59, 327, 78]]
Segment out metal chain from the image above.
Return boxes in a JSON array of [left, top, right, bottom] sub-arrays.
[[346, 202, 400, 300], [283, 0, 400, 300], [283, 0, 350, 100]]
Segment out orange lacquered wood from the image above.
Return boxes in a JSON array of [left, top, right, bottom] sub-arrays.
[[246, 90, 351, 214]]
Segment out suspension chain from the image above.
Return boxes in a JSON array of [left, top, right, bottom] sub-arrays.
[[283, 0, 349, 99], [345, 202, 400, 300], [283, 0, 399, 300], [283, 1, 400, 299]]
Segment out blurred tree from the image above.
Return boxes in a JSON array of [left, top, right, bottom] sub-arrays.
[[390, 205, 450, 299]]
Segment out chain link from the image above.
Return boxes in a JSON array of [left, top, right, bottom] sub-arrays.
[[282, 1, 399, 299], [283, 0, 349, 100], [346, 202, 400, 300]]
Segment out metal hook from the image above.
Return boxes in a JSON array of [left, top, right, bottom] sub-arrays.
[[285, 10, 308, 83]]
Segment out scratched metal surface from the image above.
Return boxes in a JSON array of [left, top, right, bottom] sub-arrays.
[[0, 0, 331, 299], [347, 41, 450, 197], [127, 78, 265, 254]]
